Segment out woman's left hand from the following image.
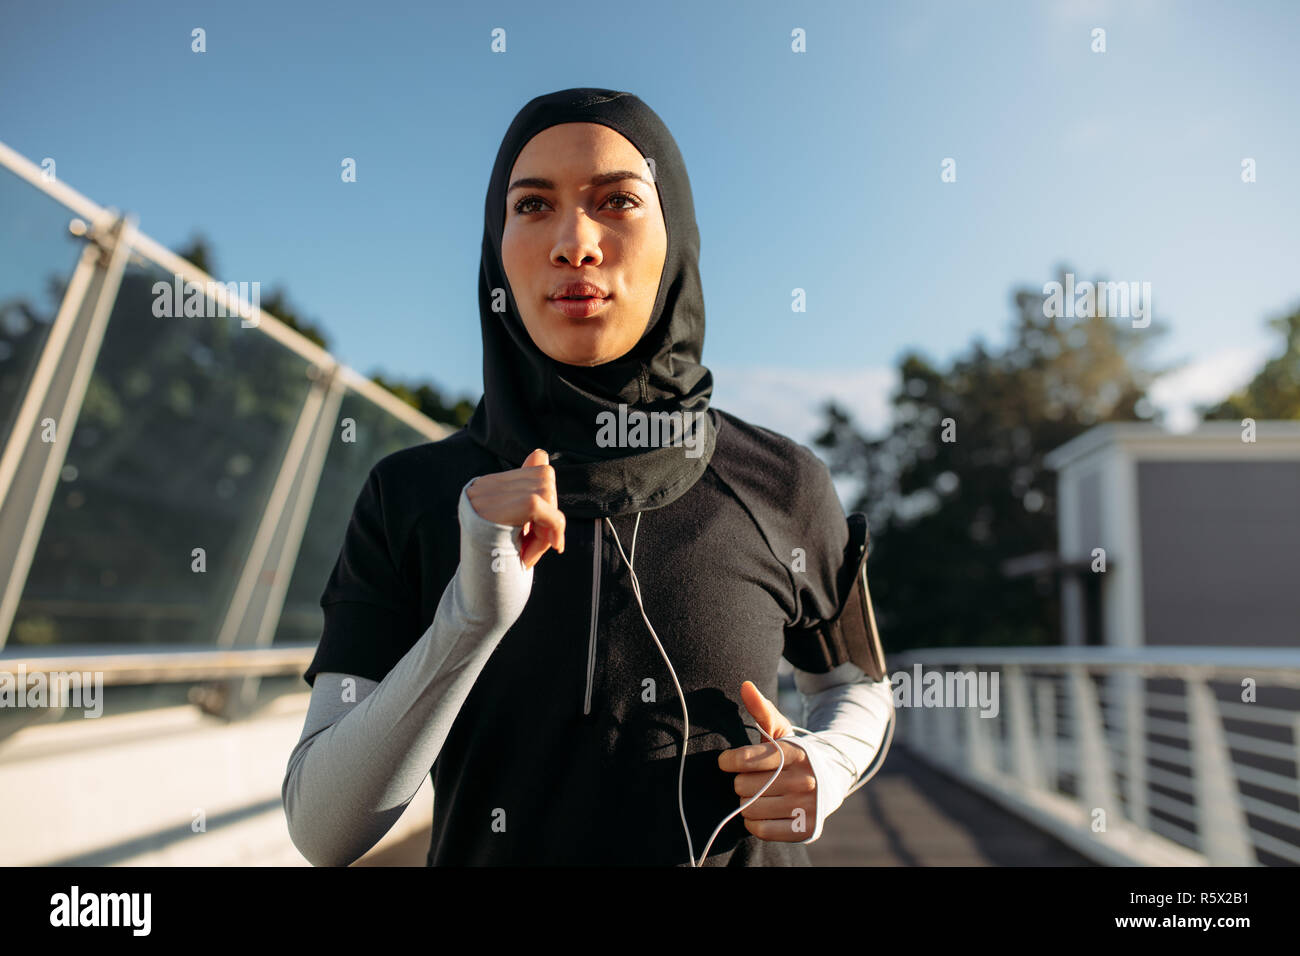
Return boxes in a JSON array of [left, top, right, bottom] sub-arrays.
[[717, 681, 816, 842]]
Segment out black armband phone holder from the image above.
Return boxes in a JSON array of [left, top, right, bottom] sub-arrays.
[[783, 512, 887, 681]]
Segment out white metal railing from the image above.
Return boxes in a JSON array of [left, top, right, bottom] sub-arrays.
[[890, 646, 1300, 866], [0, 138, 450, 445], [0, 644, 316, 685], [0, 138, 451, 715]]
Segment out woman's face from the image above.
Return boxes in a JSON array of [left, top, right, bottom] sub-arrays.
[[502, 122, 668, 367]]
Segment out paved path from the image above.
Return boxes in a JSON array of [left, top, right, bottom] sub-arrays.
[[358, 744, 1095, 867], [806, 745, 1093, 866]]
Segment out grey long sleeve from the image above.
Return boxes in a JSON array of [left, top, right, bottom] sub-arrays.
[[782, 663, 895, 843], [281, 478, 533, 867]]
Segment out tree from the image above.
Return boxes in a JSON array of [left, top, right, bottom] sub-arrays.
[[1201, 306, 1300, 421], [256, 287, 330, 351], [173, 235, 476, 427], [813, 268, 1165, 651], [366, 373, 476, 428], [174, 236, 331, 349]]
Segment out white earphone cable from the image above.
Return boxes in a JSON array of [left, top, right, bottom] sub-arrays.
[[602, 512, 891, 865]]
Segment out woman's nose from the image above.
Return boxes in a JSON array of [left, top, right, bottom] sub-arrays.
[[551, 209, 604, 266]]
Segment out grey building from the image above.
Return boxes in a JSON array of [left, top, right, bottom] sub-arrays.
[[1043, 421, 1300, 649]]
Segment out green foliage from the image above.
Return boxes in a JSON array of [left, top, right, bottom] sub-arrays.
[[366, 373, 476, 428], [1202, 307, 1300, 421], [257, 287, 330, 351], [814, 268, 1166, 651]]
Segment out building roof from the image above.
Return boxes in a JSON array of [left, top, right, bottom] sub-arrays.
[[1043, 420, 1300, 471]]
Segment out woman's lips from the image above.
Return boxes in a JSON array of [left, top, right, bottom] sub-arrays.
[[549, 295, 611, 319]]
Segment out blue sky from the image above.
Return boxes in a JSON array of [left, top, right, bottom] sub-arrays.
[[3, 0, 1298, 449]]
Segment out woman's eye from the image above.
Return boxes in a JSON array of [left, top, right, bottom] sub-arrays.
[[605, 191, 641, 210], [513, 192, 642, 215]]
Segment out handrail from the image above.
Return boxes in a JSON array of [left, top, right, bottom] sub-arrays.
[[0, 137, 453, 444], [0, 645, 316, 685], [888, 646, 1299, 866], [0, 136, 452, 682], [895, 646, 1300, 685], [0, 139, 106, 224]]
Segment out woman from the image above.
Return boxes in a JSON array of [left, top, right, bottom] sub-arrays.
[[282, 88, 894, 867]]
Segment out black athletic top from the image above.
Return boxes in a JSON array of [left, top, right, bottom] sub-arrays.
[[304, 406, 856, 866]]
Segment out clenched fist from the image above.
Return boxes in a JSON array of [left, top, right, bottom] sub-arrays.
[[466, 448, 567, 569]]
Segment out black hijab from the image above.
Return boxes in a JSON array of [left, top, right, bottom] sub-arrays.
[[465, 88, 717, 520]]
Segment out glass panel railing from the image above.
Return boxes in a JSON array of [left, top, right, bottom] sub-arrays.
[[272, 388, 434, 645], [0, 166, 87, 448], [8, 260, 316, 649]]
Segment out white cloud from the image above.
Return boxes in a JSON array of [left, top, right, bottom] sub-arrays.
[[707, 346, 1265, 508], [709, 364, 896, 509], [712, 346, 1265, 447], [1148, 346, 1268, 432], [709, 364, 897, 449]]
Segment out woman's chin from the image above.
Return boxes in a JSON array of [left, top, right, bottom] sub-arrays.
[[546, 334, 627, 367], [555, 351, 615, 368]]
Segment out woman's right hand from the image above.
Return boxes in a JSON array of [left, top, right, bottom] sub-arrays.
[[465, 448, 567, 569]]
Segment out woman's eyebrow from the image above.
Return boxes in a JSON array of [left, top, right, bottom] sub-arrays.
[[507, 170, 652, 193]]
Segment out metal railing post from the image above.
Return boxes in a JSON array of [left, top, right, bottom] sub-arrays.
[[1068, 665, 1121, 829], [1036, 677, 1057, 790], [0, 212, 136, 649], [963, 663, 996, 776], [1119, 669, 1148, 828], [1006, 665, 1044, 790], [1186, 678, 1254, 864], [202, 361, 345, 719], [233, 364, 346, 712]]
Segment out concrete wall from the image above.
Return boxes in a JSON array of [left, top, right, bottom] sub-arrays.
[[0, 691, 434, 866]]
